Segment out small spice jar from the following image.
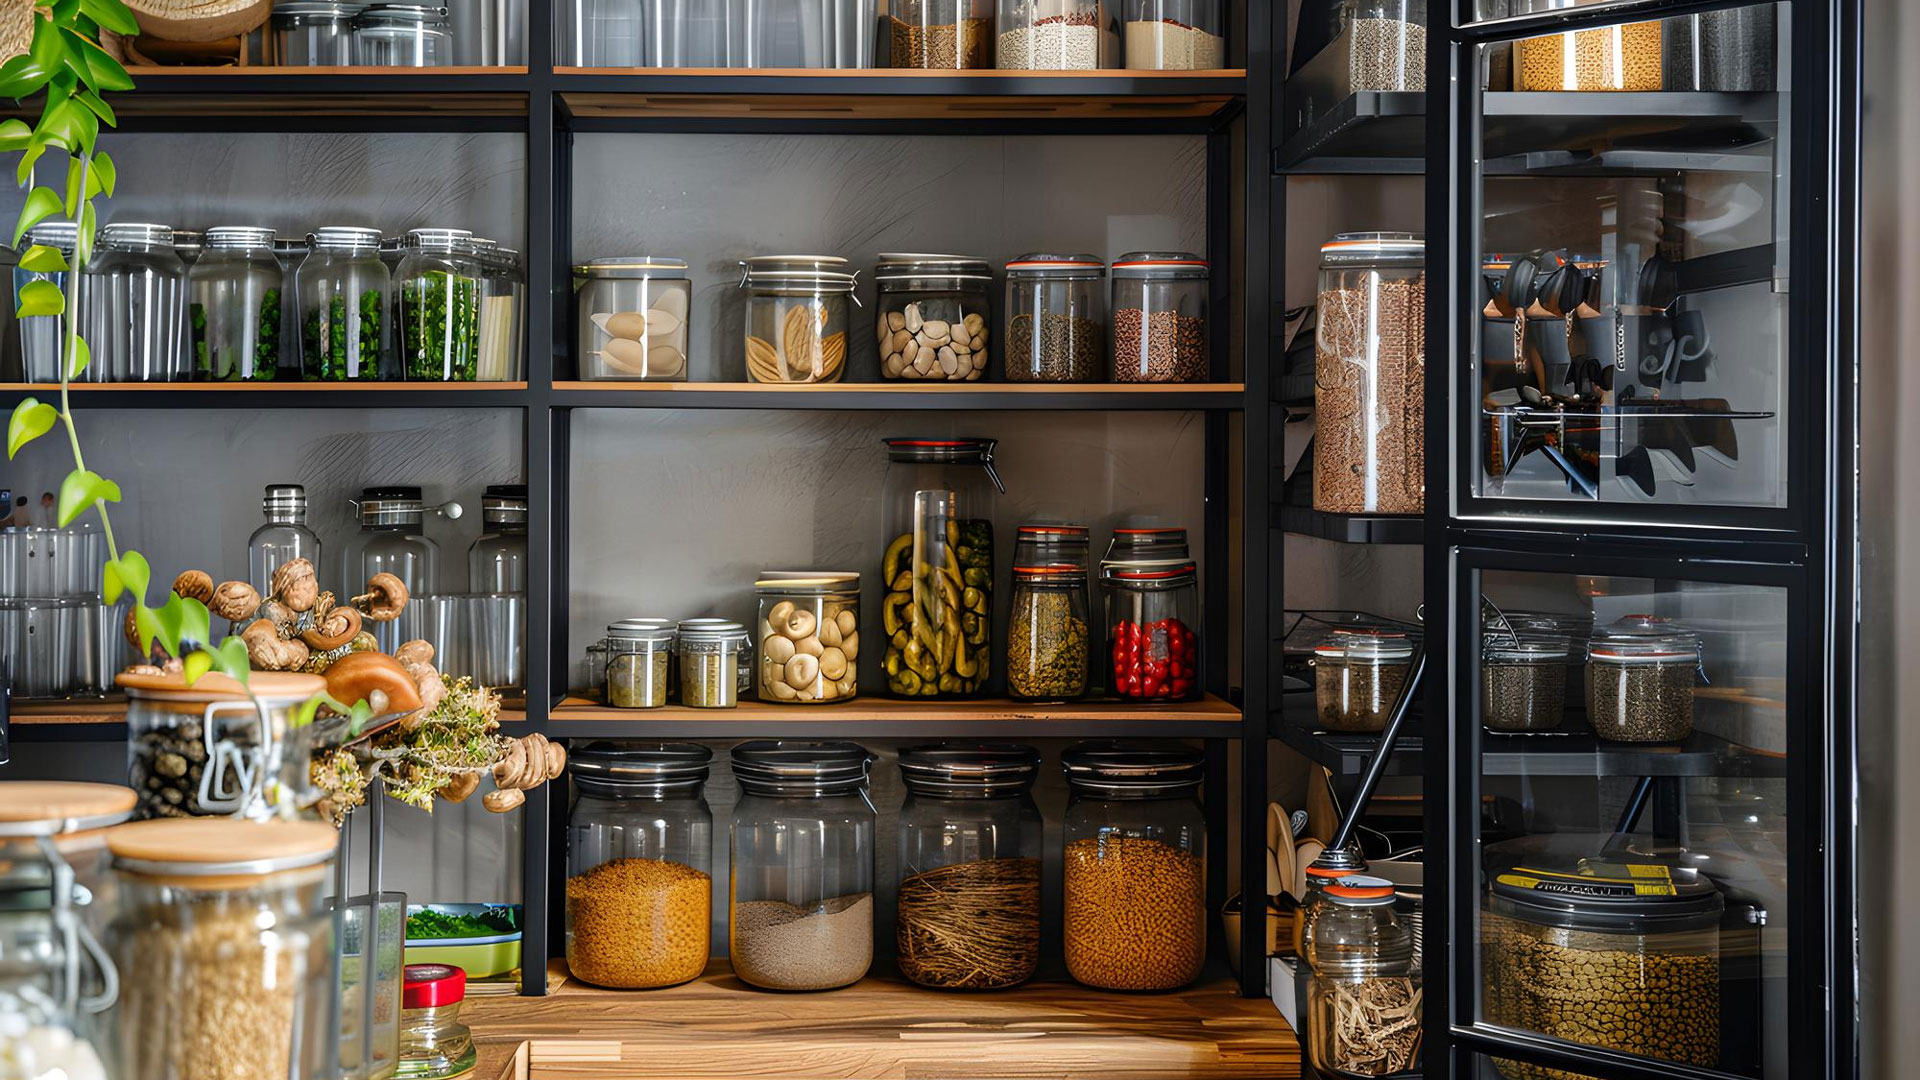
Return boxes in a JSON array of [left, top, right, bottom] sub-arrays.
[[739, 256, 858, 384], [883, 0, 994, 67], [895, 744, 1044, 990], [1004, 254, 1106, 382], [1111, 252, 1209, 383], [574, 257, 691, 381], [728, 741, 877, 991], [564, 743, 713, 990], [297, 226, 389, 381], [756, 573, 860, 705], [394, 228, 481, 381], [1481, 633, 1570, 733], [1315, 232, 1425, 514], [396, 964, 474, 1078], [1313, 628, 1415, 732], [1008, 563, 1090, 701], [105, 818, 339, 1080], [189, 226, 284, 381], [119, 669, 329, 820], [1060, 741, 1207, 991], [1305, 876, 1422, 1079], [1512, 0, 1663, 90], [604, 621, 675, 709], [873, 254, 992, 381], [1585, 616, 1702, 742], [1103, 559, 1201, 701], [676, 618, 751, 708], [1122, 0, 1223, 68]]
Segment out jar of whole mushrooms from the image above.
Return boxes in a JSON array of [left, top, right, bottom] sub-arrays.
[[756, 573, 860, 705]]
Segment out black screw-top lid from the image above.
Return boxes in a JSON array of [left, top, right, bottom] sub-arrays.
[[568, 742, 711, 795], [898, 743, 1041, 798], [1061, 740, 1206, 798], [731, 740, 874, 797], [1489, 860, 1724, 934]]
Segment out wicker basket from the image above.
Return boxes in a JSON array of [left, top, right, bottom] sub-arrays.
[[124, 0, 268, 44], [0, 0, 35, 62]]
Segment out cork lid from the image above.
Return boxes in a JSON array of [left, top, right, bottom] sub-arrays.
[[0, 781, 137, 836], [116, 669, 327, 703], [108, 819, 337, 884]]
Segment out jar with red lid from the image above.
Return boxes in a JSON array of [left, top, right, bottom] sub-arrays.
[[1111, 252, 1209, 383], [1103, 559, 1200, 701], [397, 963, 474, 1079], [1013, 523, 1090, 572], [1102, 526, 1190, 564], [1008, 564, 1090, 701]]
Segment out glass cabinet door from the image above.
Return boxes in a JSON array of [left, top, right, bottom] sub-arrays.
[[1465, 3, 1792, 516], [1459, 558, 1793, 1080]]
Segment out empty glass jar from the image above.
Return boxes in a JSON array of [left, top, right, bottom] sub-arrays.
[[189, 226, 283, 381], [1305, 877, 1423, 1079], [1313, 628, 1415, 732], [728, 741, 876, 991], [756, 573, 860, 705], [16, 220, 76, 383], [739, 256, 857, 384], [272, 1, 364, 64], [873, 254, 992, 381], [895, 744, 1044, 990], [248, 484, 324, 600], [1060, 741, 1207, 990], [352, 3, 451, 64], [1122, 0, 1222, 68], [880, 437, 1002, 699], [997, 0, 1108, 68], [346, 487, 444, 651], [1005, 254, 1105, 382], [1103, 559, 1200, 701], [737, 0, 876, 67], [564, 742, 714, 989], [1112, 252, 1208, 383], [883, 0, 994, 68], [467, 483, 527, 592], [395, 228, 481, 381], [642, 0, 729, 65], [1315, 232, 1426, 514], [574, 257, 691, 381], [396, 964, 474, 1079], [298, 226, 389, 380], [82, 223, 187, 383]]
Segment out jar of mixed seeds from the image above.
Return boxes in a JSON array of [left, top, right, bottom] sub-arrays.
[[1004, 254, 1106, 382], [1111, 252, 1208, 383], [676, 618, 750, 708], [1060, 742, 1207, 991], [1586, 617, 1701, 742], [604, 621, 675, 709], [1008, 563, 1089, 701], [1313, 628, 1415, 732], [394, 228, 481, 381], [756, 573, 860, 705], [739, 256, 857, 384], [1305, 876, 1422, 1079], [873, 254, 992, 381], [1481, 635, 1569, 732]]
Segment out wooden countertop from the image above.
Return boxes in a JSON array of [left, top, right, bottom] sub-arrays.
[[465, 961, 1298, 1080]]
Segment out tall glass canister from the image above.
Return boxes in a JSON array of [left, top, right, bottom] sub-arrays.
[[883, 0, 994, 68], [894, 744, 1043, 989], [736, 0, 876, 67], [1004, 254, 1105, 382], [728, 741, 876, 991], [564, 742, 713, 990], [1314, 232, 1426, 514], [880, 437, 1002, 698], [1007, 563, 1089, 701], [394, 228, 481, 381], [298, 226, 389, 380], [189, 226, 284, 381], [82, 223, 188, 383], [16, 220, 77, 383]]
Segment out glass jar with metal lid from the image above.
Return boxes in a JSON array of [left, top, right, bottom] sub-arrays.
[[728, 741, 876, 991], [1103, 525, 1190, 563], [1586, 615, 1703, 742], [1305, 876, 1422, 1079], [16, 220, 77, 382], [1111, 252, 1208, 383], [574, 257, 690, 381], [872, 254, 992, 381], [1484, 860, 1723, 1073], [0, 782, 135, 1080], [1008, 563, 1090, 701], [894, 744, 1044, 990], [1004, 253, 1105, 382], [756, 573, 860, 705], [1060, 741, 1207, 991], [467, 483, 526, 593], [188, 226, 283, 382], [1313, 627, 1415, 732], [564, 743, 714, 989], [1482, 629, 1570, 733], [394, 228, 480, 381], [1014, 523, 1090, 571], [602, 621, 675, 709], [346, 486, 451, 651], [469, 238, 523, 382], [272, 1, 364, 63], [1103, 559, 1200, 702], [739, 255, 858, 384], [82, 223, 187, 382], [1315, 231, 1425, 514], [352, 3, 450, 63], [119, 669, 330, 821], [1121, 0, 1224, 68], [676, 618, 750, 708], [880, 437, 1002, 699], [106, 818, 338, 1080], [297, 226, 388, 380], [248, 484, 323, 600]]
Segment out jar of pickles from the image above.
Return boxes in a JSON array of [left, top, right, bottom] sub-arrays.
[[395, 228, 480, 381], [739, 256, 857, 384], [298, 226, 389, 381], [1005, 254, 1105, 382], [1586, 615, 1702, 742], [1313, 628, 1415, 732], [1111, 252, 1208, 382], [756, 573, 860, 705], [1482, 634, 1570, 732], [676, 618, 750, 708], [1008, 563, 1089, 701], [880, 438, 1002, 699], [604, 621, 675, 709], [873, 254, 992, 381], [1103, 559, 1200, 701], [189, 226, 283, 382], [574, 257, 691, 381]]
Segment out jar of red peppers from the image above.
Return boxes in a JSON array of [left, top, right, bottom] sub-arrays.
[[1103, 559, 1200, 701]]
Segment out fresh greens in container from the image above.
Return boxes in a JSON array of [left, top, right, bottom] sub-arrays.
[[395, 228, 482, 381]]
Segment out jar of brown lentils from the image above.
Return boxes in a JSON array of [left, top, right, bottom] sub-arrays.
[[1585, 616, 1702, 743], [1482, 636, 1570, 732], [1314, 628, 1417, 732]]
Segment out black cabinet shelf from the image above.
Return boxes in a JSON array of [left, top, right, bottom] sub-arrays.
[[0, 383, 531, 410], [1278, 504, 1423, 544], [551, 382, 1248, 411]]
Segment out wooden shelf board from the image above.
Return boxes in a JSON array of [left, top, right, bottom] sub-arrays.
[[0, 382, 528, 392], [463, 960, 1297, 1080], [127, 65, 529, 77], [552, 692, 1239, 729], [554, 380, 1242, 394], [10, 698, 528, 725], [558, 67, 1247, 79], [551, 381, 1247, 411]]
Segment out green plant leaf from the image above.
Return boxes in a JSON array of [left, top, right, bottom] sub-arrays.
[[348, 699, 376, 737], [0, 119, 31, 152], [64, 334, 88, 380], [52, 0, 81, 25], [35, 99, 97, 155], [100, 549, 149, 605], [63, 32, 131, 95], [79, 0, 137, 38], [147, 593, 191, 658], [178, 596, 211, 651], [74, 88, 115, 125], [291, 695, 322, 731], [133, 603, 161, 658], [91, 150, 113, 197], [15, 141, 45, 187], [205, 637, 251, 683], [27, 22, 67, 103], [7, 398, 57, 458], [56, 468, 119, 527], [18, 244, 66, 273], [0, 51, 55, 102], [182, 649, 212, 685], [12, 185, 61, 246], [15, 278, 62, 318]]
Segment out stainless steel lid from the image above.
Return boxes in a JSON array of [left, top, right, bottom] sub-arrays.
[[23, 221, 78, 250], [569, 741, 711, 794], [312, 226, 382, 252], [481, 483, 526, 525], [873, 254, 993, 282], [898, 742, 1041, 798], [403, 227, 473, 254], [262, 483, 308, 515], [1112, 251, 1209, 279], [99, 223, 175, 248], [204, 226, 276, 250], [1005, 252, 1106, 278], [573, 256, 690, 278], [731, 740, 874, 796], [1315, 628, 1417, 661], [357, 485, 424, 526], [1061, 741, 1205, 798]]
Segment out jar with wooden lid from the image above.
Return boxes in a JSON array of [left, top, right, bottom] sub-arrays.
[[106, 818, 339, 1080], [119, 669, 329, 821], [1305, 876, 1422, 1078]]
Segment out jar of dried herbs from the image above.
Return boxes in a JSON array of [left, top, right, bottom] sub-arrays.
[[395, 228, 482, 382], [297, 226, 388, 380], [676, 619, 750, 708], [1313, 629, 1416, 732], [1481, 636, 1569, 732], [604, 622, 674, 709], [1305, 877, 1421, 1079], [1585, 615, 1702, 743], [1008, 563, 1089, 701]]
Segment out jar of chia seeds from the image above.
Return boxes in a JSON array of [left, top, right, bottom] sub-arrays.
[[1313, 628, 1415, 732], [1481, 635, 1570, 733], [1585, 616, 1702, 743]]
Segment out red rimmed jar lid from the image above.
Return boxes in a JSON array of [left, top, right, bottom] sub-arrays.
[[1325, 875, 1397, 904], [404, 963, 468, 1009]]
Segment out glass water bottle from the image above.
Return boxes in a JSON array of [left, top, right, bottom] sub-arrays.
[[248, 484, 323, 600], [467, 483, 527, 593], [345, 486, 457, 652]]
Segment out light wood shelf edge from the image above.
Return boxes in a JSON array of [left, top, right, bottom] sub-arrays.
[[555, 66, 1246, 79], [0, 382, 529, 392], [552, 381, 1245, 393], [552, 693, 1241, 724]]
